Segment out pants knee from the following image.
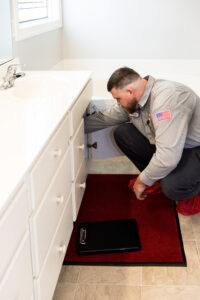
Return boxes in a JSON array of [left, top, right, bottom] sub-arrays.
[[160, 180, 185, 201], [113, 124, 128, 144], [160, 182, 175, 201]]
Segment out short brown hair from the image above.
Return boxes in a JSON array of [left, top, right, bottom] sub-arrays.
[[107, 67, 141, 91]]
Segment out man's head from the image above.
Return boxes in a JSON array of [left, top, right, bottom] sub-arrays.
[[107, 67, 147, 114]]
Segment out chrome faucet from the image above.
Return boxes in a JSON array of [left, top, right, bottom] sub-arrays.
[[0, 64, 25, 89]]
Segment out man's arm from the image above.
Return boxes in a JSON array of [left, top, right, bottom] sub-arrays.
[[84, 104, 129, 133]]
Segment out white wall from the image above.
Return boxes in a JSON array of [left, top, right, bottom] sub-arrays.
[[57, 59, 200, 98], [0, 1, 12, 64], [62, 0, 200, 59], [13, 29, 62, 70], [10, 0, 62, 70]]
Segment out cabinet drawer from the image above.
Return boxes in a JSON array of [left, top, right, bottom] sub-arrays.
[[70, 80, 92, 136], [0, 183, 29, 280], [35, 193, 73, 300], [72, 159, 86, 221], [31, 147, 72, 276], [0, 231, 33, 300], [71, 118, 85, 180], [30, 114, 70, 208]]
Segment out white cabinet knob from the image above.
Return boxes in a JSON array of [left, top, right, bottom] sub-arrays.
[[78, 144, 84, 150], [58, 243, 66, 254], [53, 148, 62, 157], [56, 194, 64, 204], [79, 182, 86, 189]]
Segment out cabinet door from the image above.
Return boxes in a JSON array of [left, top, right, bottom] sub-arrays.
[[71, 118, 85, 180], [0, 231, 33, 300], [30, 147, 72, 276], [35, 193, 73, 300], [72, 159, 86, 221], [70, 80, 92, 136], [30, 114, 70, 209], [0, 183, 29, 280]]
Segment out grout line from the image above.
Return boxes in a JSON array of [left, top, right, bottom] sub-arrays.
[[195, 240, 200, 264], [188, 215, 197, 241], [139, 285, 142, 300], [73, 282, 79, 300], [73, 282, 143, 287], [140, 268, 143, 300], [73, 266, 82, 300], [73, 283, 200, 287], [178, 214, 197, 245], [141, 284, 200, 287], [63, 281, 200, 287], [188, 216, 200, 265], [141, 266, 143, 287]]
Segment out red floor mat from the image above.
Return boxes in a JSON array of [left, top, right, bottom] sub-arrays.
[[64, 174, 186, 266]]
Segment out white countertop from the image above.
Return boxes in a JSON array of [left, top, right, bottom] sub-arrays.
[[0, 70, 91, 215]]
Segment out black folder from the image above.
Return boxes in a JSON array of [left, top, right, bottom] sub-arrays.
[[77, 219, 141, 255]]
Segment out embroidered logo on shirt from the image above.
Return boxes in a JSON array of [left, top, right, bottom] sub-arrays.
[[156, 110, 171, 122], [129, 109, 140, 118]]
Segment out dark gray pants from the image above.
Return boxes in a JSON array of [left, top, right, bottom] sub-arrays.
[[114, 123, 200, 201]]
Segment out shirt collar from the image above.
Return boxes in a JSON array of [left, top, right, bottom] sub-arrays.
[[138, 75, 155, 109]]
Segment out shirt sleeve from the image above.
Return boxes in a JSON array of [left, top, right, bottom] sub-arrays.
[[140, 90, 193, 186], [84, 104, 129, 133]]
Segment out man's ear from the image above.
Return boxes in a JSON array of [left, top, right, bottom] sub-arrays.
[[126, 87, 134, 95]]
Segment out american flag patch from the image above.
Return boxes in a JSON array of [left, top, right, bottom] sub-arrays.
[[156, 110, 171, 121]]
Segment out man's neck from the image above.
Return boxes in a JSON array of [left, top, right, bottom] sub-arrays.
[[136, 78, 148, 101]]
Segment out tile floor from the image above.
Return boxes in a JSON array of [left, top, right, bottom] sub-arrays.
[[53, 156, 200, 300]]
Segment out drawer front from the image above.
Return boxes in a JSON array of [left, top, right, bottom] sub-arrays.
[[36, 193, 73, 300], [31, 147, 72, 276], [71, 118, 85, 180], [30, 114, 70, 208], [70, 80, 92, 136], [72, 159, 86, 221], [0, 183, 29, 280], [0, 231, 33, 300]]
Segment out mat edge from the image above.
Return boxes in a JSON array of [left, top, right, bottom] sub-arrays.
[[64, 175, 187, 267]]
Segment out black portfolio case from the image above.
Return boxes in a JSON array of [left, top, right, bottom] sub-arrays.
[[77, 219, 141, 255]]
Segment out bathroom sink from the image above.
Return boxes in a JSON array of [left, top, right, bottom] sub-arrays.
[[10, 74, 71, 99]]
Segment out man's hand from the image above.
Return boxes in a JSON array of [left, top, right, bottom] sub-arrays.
[[133, 176, 147, 200]]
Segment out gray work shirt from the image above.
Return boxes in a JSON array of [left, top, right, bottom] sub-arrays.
[[85, 76, 200, 186]]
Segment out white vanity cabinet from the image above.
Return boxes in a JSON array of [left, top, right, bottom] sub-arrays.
[[71, 119, 87, 220], [0, 184, 34, 300], [70, 79, 92, 220], [0, 71, 92, 300], [29, 114, 74, 300], [30, 113, 71, 210], [30, 79, 92, 300]]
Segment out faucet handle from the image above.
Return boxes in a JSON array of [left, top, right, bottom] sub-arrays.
[[0, 64, 26, 89], [7, 64, 25, 74]]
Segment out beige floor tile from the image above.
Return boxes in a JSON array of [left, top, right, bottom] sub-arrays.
[[78, 266, 142, 286], [190, 213, 200, 240], [178, 214, 195, 241], [52, 159, 200, 297], [141, 285, 200, 300], [57, 265, 81, 284], [52, 283, 77, 300], [74, 284, 141, 300], [196, 241, 200, 261], [87, 156, 139, 174], [142, 241, 200, 286]]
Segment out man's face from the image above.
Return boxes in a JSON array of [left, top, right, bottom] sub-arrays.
[[111, 87, 138, 114]]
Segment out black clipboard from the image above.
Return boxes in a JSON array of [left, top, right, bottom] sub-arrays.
[[77, 219, 141, 255]]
